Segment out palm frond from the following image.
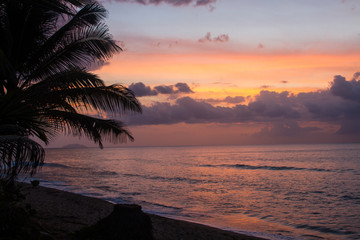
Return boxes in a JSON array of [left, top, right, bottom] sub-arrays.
[[0, 0, 59, 89], [20, 3, 109, 88], [50, 3, 108, 42], [63, 0, 96, 8], [25, 68, 105, 91], [0, 135, 45, 181], [66, 84, 142, 114], [20, 0, 75, 15], [24, 23, 121, 84], [0, 91, 53, 144], [0, 124, 28, 136], [71, 2, 107, 26], [47, 110, 134, 148], [24, 69, 142, 114]]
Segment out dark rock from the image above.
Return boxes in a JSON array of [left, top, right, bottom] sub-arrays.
[[31, 180, 40, 187], [75, 204, 153, 240]]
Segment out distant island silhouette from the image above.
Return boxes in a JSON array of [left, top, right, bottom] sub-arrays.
[[62, 144, 88, 149]]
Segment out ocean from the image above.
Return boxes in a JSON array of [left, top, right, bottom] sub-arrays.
[[24, 144, 360, 240]]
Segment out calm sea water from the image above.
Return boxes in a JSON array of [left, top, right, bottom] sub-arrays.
[[23, 144, 360, 240]]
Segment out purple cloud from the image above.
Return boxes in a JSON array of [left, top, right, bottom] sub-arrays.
[[129, 82, 194, 97], [213, 34, 229, 42], [111, 0, 216, 7], [195, 0, 216, 6], [201, 96, 245, 104], [330, 73, 360, 103], [123, 91, 303, 126], [198, 32, 230, 43], [175, 82, 194, 93], [123, 75, 360, 136], [154, 85, 174, 94], [224, 96, 245, 104], [128, 82, 158, 97], [119, 73, 360, 142]]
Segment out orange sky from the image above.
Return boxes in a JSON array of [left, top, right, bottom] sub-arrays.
[[96, 51, 360, 100]]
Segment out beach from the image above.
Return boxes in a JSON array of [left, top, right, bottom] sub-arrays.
[[20, 183, 265, 240]]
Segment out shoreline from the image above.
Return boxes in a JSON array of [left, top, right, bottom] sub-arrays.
[[19, 183, 266, 240]]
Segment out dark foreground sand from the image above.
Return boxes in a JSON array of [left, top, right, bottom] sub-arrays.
[[20, 183, 265, 240]]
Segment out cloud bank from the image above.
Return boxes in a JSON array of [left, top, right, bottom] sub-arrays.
[[201, 96, 245, 104], [123, 73, 360, 137]]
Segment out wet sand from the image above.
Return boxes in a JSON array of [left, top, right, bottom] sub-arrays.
[[20, 183, 266, 240]]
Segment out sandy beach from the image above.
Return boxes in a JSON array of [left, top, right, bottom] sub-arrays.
[[19, 183, 265, 240]]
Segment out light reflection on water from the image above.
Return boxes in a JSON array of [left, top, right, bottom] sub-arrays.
[[25, 144, 360, 240]]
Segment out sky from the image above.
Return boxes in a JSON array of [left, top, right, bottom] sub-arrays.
[[50, 0, 360, 147]]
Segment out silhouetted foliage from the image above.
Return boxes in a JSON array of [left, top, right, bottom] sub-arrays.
[[0, 181, 51, 240], [0, 0, 142, 182]]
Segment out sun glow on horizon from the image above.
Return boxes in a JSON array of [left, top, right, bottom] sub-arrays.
[[96, 51, 360, 92]]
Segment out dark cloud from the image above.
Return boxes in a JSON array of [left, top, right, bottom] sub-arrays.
[[154, 85, 174, 94], [202, 96, 245, 104], [248, 91, 301, 119], [112, 0, 216, 7], [128, 82, 194, 97], [213, 34, 229, 42], [198, 32, 211, 42], [224, 96, 245, 104], [175, 82, 194, 93], [198, 32, 230, 43], [330, 73, 360, 103], [281, 81, 288, 84], [128, 82, 157, 97], [124, 79, 360, 128], [124, 97, 235, 125], [124, 91, 303, 126], [260, 85, 270, 89], [297, 90, 346, 121], [195, 0, 215, 6], [122, 73, 360, 140], [337, 119, 360, 134]]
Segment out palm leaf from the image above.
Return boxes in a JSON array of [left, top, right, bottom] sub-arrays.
[[0, 135, 45, 182], [24, 69, 142, 114], [47, 110, 134, 148], [0, 91, 53, 144], [20, 3, 109, 88], [24, 23, 121, 84], [0, 0, 59, 89], [65, 84, 142, 114]]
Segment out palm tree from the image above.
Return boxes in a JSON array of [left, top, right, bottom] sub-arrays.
[[0, 0, 142, 183]]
